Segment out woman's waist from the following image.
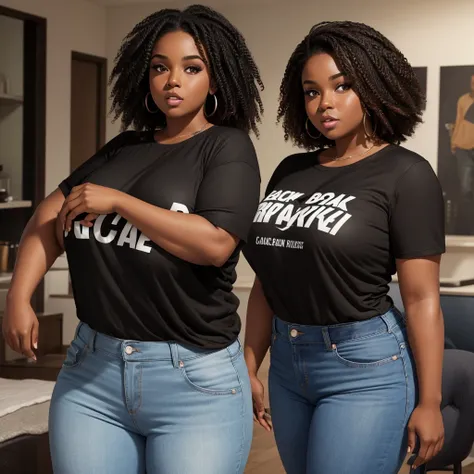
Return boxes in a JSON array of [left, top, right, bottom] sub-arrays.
[[273, 306, 405, 346]]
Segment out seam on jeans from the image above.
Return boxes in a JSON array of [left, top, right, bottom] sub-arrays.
[[179, 349, 243, 396], [61, 343, 89, 370], [334, 327, 388, 343], [378, 331, 411, 474], [302, 357, 309, 392], [391, 331, 412, 424], [124, 362, 131, 412], [229, 351, 245, 474], [333, 348, 398, 369], [229, 341, 243, 362], [130, 364, 143, 415], [123, 362, 145, 436]]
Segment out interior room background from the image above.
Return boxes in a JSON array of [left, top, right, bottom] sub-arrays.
[[0, 0, 473, 344]]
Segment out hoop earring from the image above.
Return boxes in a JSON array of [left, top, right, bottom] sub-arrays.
[[305, 118, 321, 139], [363, 112, 377, 139], [144, 92, 159, 114], [205, 94, 218, 118]]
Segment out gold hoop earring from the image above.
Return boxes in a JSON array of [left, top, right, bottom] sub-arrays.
[[363, 113, 377, 139], [305, 118, 321, 139], [144, 92, 159, 114], [205, 94, 218, 118]]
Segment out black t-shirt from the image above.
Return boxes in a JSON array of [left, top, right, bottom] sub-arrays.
[[59, 126, 260, 348], [243, 145, 445, 326]]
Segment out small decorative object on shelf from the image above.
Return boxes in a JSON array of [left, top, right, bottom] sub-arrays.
[[0, 72, 9, 95], [0, 165, 12, 202]]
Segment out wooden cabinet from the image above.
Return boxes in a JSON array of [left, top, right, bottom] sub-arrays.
[[0, 312, 65, 381]]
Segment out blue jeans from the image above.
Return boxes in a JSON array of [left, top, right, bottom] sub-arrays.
[[269, 308, 417, 474], [49, 322, 253, 474], [456, 148, 474, 199]]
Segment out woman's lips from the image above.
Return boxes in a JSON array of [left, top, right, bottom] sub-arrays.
[[166, 97, 183, 106], [321, 119, 338, 129]]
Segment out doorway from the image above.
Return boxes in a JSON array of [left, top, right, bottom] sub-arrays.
[[70, 52, 107, 172], [0, 5, 46, 313]]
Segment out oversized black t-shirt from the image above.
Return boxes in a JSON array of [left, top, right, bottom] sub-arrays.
[[59, 126, 260, 348], [243, 145, 445, 326]]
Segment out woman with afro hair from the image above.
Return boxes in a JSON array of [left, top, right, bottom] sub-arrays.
[[243, 21, 445, 474], [3, 5, 263, 473]]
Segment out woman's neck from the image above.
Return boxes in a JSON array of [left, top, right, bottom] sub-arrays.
[[333, 132, 373, 159], [160, 113, 210, 141]]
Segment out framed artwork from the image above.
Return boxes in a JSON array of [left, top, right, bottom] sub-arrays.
[[437, 65, 474, 236], [413, 66, 427, 110]]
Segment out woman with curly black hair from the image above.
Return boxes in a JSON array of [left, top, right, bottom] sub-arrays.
[[243, 21, 445, 474], [3, 5, 263, 473]]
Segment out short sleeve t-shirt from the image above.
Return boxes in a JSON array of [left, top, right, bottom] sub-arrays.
[[243, 145, 445, 326], [59, 126, 261, 348]]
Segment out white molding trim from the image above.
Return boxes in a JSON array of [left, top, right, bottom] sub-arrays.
[[234, 276, 254, 290], [446, 236, 474, 249]]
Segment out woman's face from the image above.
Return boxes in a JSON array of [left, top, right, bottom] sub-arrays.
[[302, 53, 365, 141], [148, 30, 213, 120]]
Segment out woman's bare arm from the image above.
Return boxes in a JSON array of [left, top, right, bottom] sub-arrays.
[[4, 189, 65, 358]]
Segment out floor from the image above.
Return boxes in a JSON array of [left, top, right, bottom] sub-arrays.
[[244, 355, 474, 474]]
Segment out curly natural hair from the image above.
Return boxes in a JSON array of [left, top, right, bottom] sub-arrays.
[[109, 4, 264, 135], [277, 21, 425, 150]]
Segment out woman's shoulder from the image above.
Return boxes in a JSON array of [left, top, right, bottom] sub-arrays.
[[206, 125, 254, 145], [201, 126, 259, 167], [380, 145, 433, 177]]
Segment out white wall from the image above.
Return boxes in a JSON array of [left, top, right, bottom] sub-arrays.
[[0, 0, 107, 195], [0, 15, 23, 200], [106, 0, 474, 286]]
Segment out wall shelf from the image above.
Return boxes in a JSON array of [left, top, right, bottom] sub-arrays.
[[0, 93, 24, 105], [0, 200, 32, 209]]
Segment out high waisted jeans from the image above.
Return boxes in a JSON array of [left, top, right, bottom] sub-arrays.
[[49, 322, 253, 474], [269, 308, 417, 474]]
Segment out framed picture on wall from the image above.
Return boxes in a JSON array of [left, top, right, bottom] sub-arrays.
[[413, 66, 427, 110], [437, 66, 474, 236], [437, 65, 474, 236]]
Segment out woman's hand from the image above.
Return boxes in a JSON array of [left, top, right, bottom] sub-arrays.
[[2, 298, 39, 361], [408, 403, 445, 470], [250, 374, 272, 432], [59, 183, 124, 232]]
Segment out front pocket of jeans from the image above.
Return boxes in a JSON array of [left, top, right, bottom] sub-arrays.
[[179, 348, 242, 396], [333, 332, 400, 369], [62, 338, 88, 369]]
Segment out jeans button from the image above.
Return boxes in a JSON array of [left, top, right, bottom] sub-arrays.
[[125, 345, 134, 355], [290, 329, 298, 338]]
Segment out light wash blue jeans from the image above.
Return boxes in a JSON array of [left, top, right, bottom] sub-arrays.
[[49, 322, 252, 474], [269, 308, 418, 474], [456, 148, 474, 199]]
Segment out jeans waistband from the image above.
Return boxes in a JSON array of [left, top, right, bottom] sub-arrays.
[[75, 322, 240, 367], [273, 308, 405, 348]]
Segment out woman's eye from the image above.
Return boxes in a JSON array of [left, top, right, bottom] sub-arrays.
[[336, 83, 351, 92], [151, 64, 167, 73], [304, 90, 318, 97], [186, 66, 202, 74]]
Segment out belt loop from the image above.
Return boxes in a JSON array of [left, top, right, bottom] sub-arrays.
[[88, 329, 97, 352], [380, 312, 393, 332], [322, 327, 332, 350], [73, 321, 83, 340], [271, 316, 277, 335], [169, 343, 179, 368]]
